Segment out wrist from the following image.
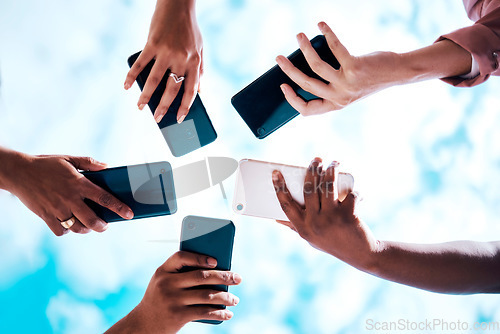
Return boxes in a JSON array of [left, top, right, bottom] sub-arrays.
[[0, 148, 32, 192]]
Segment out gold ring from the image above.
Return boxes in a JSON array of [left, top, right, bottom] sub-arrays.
[[60, 216, 76, 229]]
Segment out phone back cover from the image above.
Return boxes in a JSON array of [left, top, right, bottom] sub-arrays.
[[180, 216, 235, 325], [232, 159, 354, 221], [83, 161, 177, 222], [231, 35, 340, 139], [128, 52, 217, 157]]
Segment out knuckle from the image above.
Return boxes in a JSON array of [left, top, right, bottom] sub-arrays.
[[98, 193, 113, 207], [280, 201, 291, 213]]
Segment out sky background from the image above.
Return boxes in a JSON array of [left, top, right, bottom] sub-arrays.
[[1, 0, 500, 333]]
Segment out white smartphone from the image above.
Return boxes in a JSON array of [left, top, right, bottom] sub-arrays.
[[232, 159, 354, 221]]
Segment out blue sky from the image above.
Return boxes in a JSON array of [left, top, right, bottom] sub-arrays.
[[1, 0, 500, 333]]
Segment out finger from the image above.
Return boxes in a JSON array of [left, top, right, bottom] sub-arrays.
[[276, 220, 297, 232], [178, 270, 242, 288], [47, 218, 70, 237], [162, 251, 218, 273], [276, 55, 332, 99], [320, 161, 340, 210], [67, 156, 107, 171], [186, 306, 234, 322], [297, 33, 337, 81], [177, 65, 201, 123], [83, 180, 134, 220], [272, 170, 304, 224], [280, 84, 334, 116], [183, 289, 239, 307], [341, 191, 360, 215], [318, 22, 351, 65], [153, 66, 186, 123], [72, 205, 108, 233], [125, 48, 155, 90], [303, 157, 323, 214], [137, 60, 169, 110], [68, 217, 91, 234]]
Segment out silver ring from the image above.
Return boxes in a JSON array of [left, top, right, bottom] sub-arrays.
[[169, 72, 185, 84], [60, 216, 76, 229]]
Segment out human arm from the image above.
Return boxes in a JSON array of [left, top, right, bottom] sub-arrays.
[[276, 21, 473, 116], [272, 157, 500, 294], [125, 0, 203, 124], [106, 251, 242, 334], [0, 146, 133, 236]]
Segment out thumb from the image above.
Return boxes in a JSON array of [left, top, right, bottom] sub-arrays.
[[341, 191, 360, 214], [67, 156, 107, 171]]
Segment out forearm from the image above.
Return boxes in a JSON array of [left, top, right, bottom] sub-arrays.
[[376, 39, 473, 88], [0, 146, 30, 192], [364, 240, 500, 294]]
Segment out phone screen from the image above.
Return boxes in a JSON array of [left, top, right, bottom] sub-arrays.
[[231, 35, 340, 139], [82, 161, 177, 222]]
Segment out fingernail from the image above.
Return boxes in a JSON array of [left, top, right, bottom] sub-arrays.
[[206, 257, 217, 267], [126, 210, 134, 219], [296, 33, 304, 41], [280, 84, 286, 95], [318, 21, 326, 30], [177, 114, 186, 124], [233, 296, 240, 305], [272, 170, 280, 181], [124, 82, 131, 90], [330, 161, 340, 168], [154, 114, 162, 123], [98, 221, 108, 231], [233, 273, 242, 283], [138, 103, 146, 110], [96, 161, 107, 167], [276, 55, 283, 64]]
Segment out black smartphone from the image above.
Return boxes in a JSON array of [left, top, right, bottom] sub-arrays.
[[231, 35, 340, 139], [128, 52, 217, 157], [82, 161, 177, 222], [180, 216, 235, 325]]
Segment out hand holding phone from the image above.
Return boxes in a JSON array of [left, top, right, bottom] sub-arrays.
[[82, 161, 177, 222], [233, 159, 354, 221], [128, 52, 217, 157], [180, 216, 237, 325], [231, 35, 339, 139]]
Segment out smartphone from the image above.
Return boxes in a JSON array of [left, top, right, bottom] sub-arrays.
[[231, 35, 340, 139], [128, 52, 217, 157], [232, 159, 354, 221], [180, 216, 235, 325], [82, 161, 177, 222]]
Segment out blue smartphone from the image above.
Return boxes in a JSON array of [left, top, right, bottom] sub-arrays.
[[180, 216, 235, 325], [82, 161, 177, 222], [128, 52, 217, 157], [231, 35, 340, 139]]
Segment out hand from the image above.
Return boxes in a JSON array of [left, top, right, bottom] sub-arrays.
[[272, 157, 380, 270], [276, 21, 403, 116], [109, 251, 242, 334], [3, 153, 133, 236], [125, 0, 203, 124]]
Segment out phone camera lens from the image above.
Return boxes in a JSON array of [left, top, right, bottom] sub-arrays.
[[257, 128, 265, 136], [236, 204, 244, 211], [187, 222, 196, 230]]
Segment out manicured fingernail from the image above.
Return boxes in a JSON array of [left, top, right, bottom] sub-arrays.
[[296, 33, 304, 41], [124, 82, 131, 90], [233, 296, 240, 305], [126, 210, 134, 219], [330, 161, 340, 168], [272, 170, 280, 181], [207, 257, 217, 267], [318, 21, 326, 30], [154, 114, 162, 123], [138, 103, 145, 110], [98, 221, 108, 231], [233, 273, 242, 283], [177, 114, 186, 124], [276, 55, 283, 64], [280, 84, 286, 95]]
